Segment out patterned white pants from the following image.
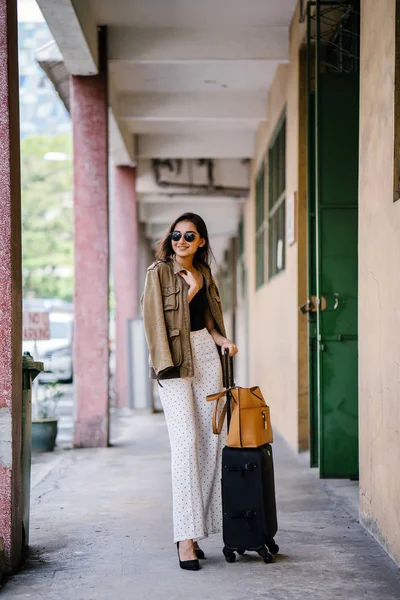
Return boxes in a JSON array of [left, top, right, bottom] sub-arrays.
[[158, 327, 225, 543]]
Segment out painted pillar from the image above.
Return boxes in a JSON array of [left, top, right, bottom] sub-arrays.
[[0, 0, 23, 573], [71, 29, 109, 447], [113, 166, 138, 408]]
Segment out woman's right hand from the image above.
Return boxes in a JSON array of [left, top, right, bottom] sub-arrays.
[[177, 269, 200, 293]]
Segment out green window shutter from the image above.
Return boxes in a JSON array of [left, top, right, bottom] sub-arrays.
[[268, 113, 286, 280], [255, 163, 266, 289]]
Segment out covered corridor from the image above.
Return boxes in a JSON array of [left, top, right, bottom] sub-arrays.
[[2, 411, 400, 599], [2, 0, 400, 584]]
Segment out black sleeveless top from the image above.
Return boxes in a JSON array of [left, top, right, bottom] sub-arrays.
[[189, 284, 209, 331]]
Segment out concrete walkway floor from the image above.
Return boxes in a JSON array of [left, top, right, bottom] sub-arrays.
[[2, 411, 400, 600]]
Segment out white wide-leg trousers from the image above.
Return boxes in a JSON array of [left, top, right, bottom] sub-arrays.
[[158, 327, 225, 543]]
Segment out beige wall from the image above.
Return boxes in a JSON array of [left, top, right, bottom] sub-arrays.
[[359, 0, 400, 566], [241, 4, 308, 452], [236, 0, 400, 566]]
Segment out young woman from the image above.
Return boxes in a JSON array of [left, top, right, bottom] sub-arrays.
[[141, 212, 238, 571]]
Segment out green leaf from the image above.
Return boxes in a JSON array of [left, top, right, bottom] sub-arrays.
[[21, 134, 73, 302]]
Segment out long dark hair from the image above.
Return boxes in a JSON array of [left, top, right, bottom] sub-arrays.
[[156, 212, 214, 269]]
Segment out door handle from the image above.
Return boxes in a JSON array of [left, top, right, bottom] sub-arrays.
[[299, 299, 315, 314], [299, 295, 331, 314], [320, 293, 339, 311]]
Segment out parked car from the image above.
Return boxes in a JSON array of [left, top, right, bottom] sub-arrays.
[[23, 310, 74, 384]]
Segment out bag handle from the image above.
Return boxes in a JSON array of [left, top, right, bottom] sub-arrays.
[[206, 387, 235, 434], [213, 399, 227, 434], [206, 388, 235, 403], [207, 348, 235, 436], [222, 348, 234, 429]]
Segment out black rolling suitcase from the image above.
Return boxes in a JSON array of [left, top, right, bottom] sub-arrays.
[[220, 351, 279, 564]]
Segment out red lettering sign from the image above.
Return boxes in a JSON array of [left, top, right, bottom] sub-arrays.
[[23, 312, 51, 341]]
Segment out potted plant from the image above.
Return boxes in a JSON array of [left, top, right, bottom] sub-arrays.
[[31, 381, 63, 451]]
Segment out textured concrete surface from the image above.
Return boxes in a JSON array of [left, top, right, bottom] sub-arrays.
[[71, 65, 109, 448], [0, 0, 23, 573], [113, 165, 138, 409], [1, 411, 400, 599]]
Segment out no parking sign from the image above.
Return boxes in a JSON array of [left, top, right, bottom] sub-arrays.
[[23, 312, 51, 341]]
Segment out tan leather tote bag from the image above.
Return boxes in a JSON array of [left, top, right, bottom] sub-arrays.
[[206, 385, 273, 448]]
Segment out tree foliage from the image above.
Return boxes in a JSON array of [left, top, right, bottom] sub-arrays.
[[21, 134, 73, 302]]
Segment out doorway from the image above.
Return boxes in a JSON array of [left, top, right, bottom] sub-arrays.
[[305, 1, 360, 478]]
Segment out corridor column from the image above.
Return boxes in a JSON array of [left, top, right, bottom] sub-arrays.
[[113, 167, 138, 407], [0, 0, 23, 573], [71, 29, 109, 447]]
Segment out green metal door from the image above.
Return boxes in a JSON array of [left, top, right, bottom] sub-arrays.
[[307, 95, 318, 468], [317, 74, 359, 478], [306, 2, 360, 478]]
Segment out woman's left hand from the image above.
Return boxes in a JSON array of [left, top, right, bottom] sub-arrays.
[[221, 340, 238, 357]]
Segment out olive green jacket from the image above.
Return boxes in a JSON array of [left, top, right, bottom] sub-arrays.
[[140, 255, 226, 380]]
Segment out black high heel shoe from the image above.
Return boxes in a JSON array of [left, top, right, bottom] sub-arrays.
[[194, 546, 206, 559], [176, 542, 200, 571]]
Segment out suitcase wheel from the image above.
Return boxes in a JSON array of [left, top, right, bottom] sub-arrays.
[[222, 546, 236, 563], [237, 549, 246, 555], [267, 539, 279, 555], [257, 546, 274, 564]]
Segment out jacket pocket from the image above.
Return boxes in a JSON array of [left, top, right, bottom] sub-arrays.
[[168, 328, 182, 366], [210, 281, 222, 303], [162, 285, 179, 310], [213, 292, 222, 304]]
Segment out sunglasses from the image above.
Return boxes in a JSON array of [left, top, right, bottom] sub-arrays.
[[170, 231, 198, 243]]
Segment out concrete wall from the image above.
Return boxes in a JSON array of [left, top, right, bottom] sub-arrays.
[[241, 5, 308, 451], [358, 0, 400, 566]]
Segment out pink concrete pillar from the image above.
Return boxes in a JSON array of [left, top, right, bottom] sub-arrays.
[[0, 0, 23, 573], [71, 33, 109, 448], [113, 166, 138, 408]]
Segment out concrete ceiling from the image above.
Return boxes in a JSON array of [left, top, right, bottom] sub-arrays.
[[109, 61, 277, 94], [89, 0, 297, 29], [36, 0, 297, 262]]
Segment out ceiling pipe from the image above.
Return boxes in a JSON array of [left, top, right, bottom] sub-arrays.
[[151, 159, 249, 198]]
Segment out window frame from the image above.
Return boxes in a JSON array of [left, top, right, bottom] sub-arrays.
[[237, 215, 246, 302], [255, 161, 266, 289], [268, 111, 286, 280]]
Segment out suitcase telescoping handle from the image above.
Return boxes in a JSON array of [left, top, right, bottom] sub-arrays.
[[222, 348, 234, 431], [222, 347, 234, 388]]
